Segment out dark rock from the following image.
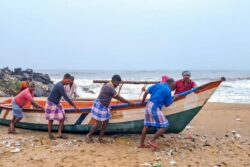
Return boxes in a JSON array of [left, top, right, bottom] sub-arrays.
[[22, 73, 30, 80], [41, 74, 51, 82], [35, 87, 46, 97], [33, 78, 43, 83], [14, 68, 22, 75], [0, 70, 4, 79], [15, 75, 24, 80], [33, 73, 42, 79], [34, 78, 47, 84], [2, 67, 12, 75], [24, 69, 33, 74], [0, 67, 53, 97], [32, 73, 51, 84], [48, 83, 54, 92]]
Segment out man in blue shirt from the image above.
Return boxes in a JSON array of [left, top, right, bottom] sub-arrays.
[[139, 78, 176, 148]]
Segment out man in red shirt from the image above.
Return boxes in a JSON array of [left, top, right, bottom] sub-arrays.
[[174, 71, 197, 95], [9, 82, 44, 134]]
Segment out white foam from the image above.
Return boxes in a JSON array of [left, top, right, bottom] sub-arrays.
[[48, 71, 250, 104]]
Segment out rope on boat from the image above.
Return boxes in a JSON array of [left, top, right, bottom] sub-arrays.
[[116, 83, 124, 103], [138, 83, 147, 100]]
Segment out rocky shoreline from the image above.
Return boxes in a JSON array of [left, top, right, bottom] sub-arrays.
[[0, 67, 54, 97]]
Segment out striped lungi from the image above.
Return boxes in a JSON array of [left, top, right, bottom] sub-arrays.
[[144, 101, 169, 128], [91, 99, 111, 122], [45, 100, 65, 121], [12, 99, 23, 118]]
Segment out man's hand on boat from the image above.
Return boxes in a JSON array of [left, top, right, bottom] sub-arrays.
[[31, 100, 45, 111], [172, 94, 179, 101], [114, 94, 135, 106], [128, 101, 136, 106]]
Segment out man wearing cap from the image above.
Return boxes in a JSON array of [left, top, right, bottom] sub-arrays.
[[9, 82, 44, 134], [174, 71, 197, 95], [86, 74, 134, 143]]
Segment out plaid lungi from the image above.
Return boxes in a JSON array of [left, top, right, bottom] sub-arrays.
[[144, 101, 169, 128], [45, 101, 65, 121], [91, 99, 111, 121], [12, 99, 23, 118]]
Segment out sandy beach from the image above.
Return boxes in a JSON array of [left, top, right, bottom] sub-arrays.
[[0, 102, 250, 167], [1, 0, 250, 166]]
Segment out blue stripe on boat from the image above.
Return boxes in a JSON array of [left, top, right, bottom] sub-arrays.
[[63, 88, 200, 112], [176, 87, 199, 96], [65, 107, 91, 112], [74, 113, 88, 125]]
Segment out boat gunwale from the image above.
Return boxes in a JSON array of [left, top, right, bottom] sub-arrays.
[[0, 80, 223, 113]]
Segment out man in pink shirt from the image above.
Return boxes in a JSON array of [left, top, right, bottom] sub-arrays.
[[9, 82, 44, 134], [174, 71, 197, 95]]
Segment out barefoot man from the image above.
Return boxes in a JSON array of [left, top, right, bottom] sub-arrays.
[[86, 74, 134, 143], [45, 73, 79, 139], [9, 82, 44, 134], [139, 78, 176, 148]]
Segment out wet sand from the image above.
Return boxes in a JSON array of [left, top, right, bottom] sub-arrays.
[[0, 102, 250, 167]]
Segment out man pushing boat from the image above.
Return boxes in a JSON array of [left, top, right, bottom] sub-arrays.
[[139, 78, 176, 149], [45, 73, 79, 140], [86, 74, 135, 143], [9, 82, 44, 134]]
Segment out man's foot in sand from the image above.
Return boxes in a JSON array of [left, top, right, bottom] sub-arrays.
[[8, 130, 17, 134], [98, 138, 109, 144], [8, 123, 16, 134], [86, 134, 94, 143], [57, 134, 68, 139], [8, 128, 12, 134], [147, 140, 159, 149], [48, 134, 56, 140], [138, 144, 151, 148]]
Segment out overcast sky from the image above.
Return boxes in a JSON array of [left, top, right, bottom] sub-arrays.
[[0, 0, 249, 70]]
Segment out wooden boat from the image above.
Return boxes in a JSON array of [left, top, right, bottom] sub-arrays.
[[0, 79, 224, 134]]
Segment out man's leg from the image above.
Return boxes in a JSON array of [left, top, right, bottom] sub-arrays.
[[148, 127, 167, 147], [8, 116, 15, 133], [58, 119, 65, 137], [86, 120, 101, 143], [139, 126, 150, 147], [48, 120, 54, 139], [98, 120, 109, 143], [148, 106, 168, 147], [10, 117, 22, 133]]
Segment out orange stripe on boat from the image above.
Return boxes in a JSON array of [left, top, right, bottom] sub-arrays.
[[0, 80, 222, 114]]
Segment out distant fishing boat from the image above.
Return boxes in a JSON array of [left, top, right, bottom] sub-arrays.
[[0, 79, 224, 134]]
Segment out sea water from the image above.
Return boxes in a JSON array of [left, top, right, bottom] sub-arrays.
[[40, 70, 250, 104]]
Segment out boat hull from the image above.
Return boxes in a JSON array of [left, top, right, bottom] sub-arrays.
[[0, 80, 222, 134], [0, 106, 202, 134]]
